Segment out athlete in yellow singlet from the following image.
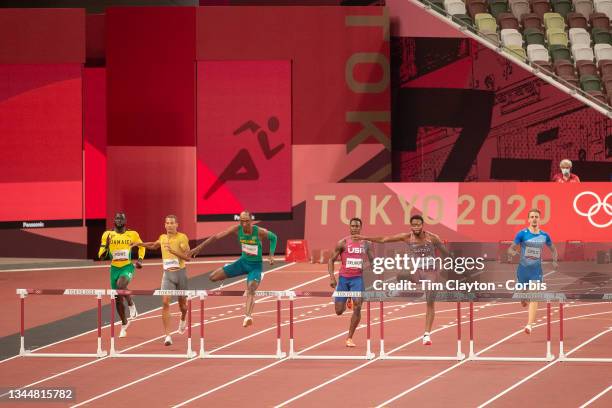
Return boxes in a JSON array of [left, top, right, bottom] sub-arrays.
[[136, 215, 191, 346], [98, 212, 145, 338]]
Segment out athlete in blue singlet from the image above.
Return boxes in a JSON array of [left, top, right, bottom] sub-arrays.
[[508, 208, 558, 334]]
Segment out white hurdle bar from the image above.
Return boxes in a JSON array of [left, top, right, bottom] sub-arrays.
[[288, 291, 375, 360], [558, 302, 612, 362], [199, 290, 286, 359], [17, 288, 107, 358], [468, 301, 555, 362], [109, 289, 198, 359], [379, 299, 465, 360]]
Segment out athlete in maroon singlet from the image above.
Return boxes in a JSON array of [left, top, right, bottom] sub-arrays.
[[355, 214, 450, 345], [328, 218, 374, 348]]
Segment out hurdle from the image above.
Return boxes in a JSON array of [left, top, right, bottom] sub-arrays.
[[468, 292, 556, 362], [17, 288, 107, 358], [287, 290, 375, 360], [378, 292, 466, 361], [199, 290, 287, 359], [558, 295, 612, 362], [109, 289, 198, 359]]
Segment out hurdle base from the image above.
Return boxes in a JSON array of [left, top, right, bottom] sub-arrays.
[[558, 357, 612, 362], [201, 352, 286, 359], [380, 354, 465, 361], [288, 352, 375, 360], [110, 352, 196, 359], [20, 350, 108, 358], [469, 355, 555, 362]]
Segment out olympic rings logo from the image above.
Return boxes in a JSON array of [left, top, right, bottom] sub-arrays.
[[572, 191, 612, 228]]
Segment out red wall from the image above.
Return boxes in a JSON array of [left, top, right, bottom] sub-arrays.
[[0, 8, 86, 256], [106, 7, 197, 240], [84, 68, 106, 220], [0, 8, 85, 63], [0, 9, 85, 226]]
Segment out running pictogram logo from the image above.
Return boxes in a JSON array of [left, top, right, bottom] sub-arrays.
[[572, 191, 612, 228]]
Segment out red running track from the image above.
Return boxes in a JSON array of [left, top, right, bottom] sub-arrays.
[[1, 262, 611, 407]]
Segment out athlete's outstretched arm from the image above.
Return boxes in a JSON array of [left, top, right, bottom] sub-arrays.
[[134, 240, 161, 250], [257, 227, 277, 265], [188, 225, 238, 257], [328, 240, 345, 288], [430, 233, 451, 257], [507, 243, 519, 257], [354, 232, 408, 244]]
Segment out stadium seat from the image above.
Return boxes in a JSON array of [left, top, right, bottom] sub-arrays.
[[489, 0, 510, 17], [468, 1, 489, 18], [454, 14, 475, 26], [510, 0, 531, 21], [544, 12, 566, 31], [506, 44, 528, 60], [594, 43, 612, 62], [534, 60, 554, 73], [525, 27, 547, 45], [599, 59, 612, 75], [484, 31, 501, 43], [497, 12, 520, 29], [550, 44, 573, 61], [593, 28, 612, 45], [590, 13, 611, 30], [576, 60, 598, 76], [522, 13, 544, 29], [527, 44, 551, 61], [554, 59, 576, 76], [566, 12, 589, 29], [572, 44, 595, 61], [602, 76, 612, 91], [445, 0, 468, 15], [551, 0, 573, 18], [573, 0, 594, 20], [547, 27, 569, 47], [569, 28, 591, 47], [532, 0, 552, 18], [501, 28, 524, 46], [595, 0, 612, 19], [475, 13, 499, 32], [580, 74, 603, 91]]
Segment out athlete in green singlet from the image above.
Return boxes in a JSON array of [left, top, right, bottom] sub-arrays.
[[188, 211, 278, 327]]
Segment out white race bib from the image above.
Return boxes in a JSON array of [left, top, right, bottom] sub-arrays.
[[112, 249, 130, 261], [524, 246, 541, 259], [163, 258, 180, 270], [242, 243, 259, 256], [346, 257, 363, 269]]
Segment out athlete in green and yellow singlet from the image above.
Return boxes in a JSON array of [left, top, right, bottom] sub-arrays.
[[98, 212, 145, 338], [188, 210, 277, 328]]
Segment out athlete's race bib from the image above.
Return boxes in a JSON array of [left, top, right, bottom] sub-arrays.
[[163, 258, 180, 270], [524, 246, 541, 260], [346, 257, 363, 269], [112, 249, 130, 261], [241, 243, 259, 256]]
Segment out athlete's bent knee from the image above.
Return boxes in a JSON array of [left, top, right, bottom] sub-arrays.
[[209, 270, 225, 282], [335, 304, 345, 316]]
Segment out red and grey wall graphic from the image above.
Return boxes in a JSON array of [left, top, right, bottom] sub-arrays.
[[197, 61, 292, 220]]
